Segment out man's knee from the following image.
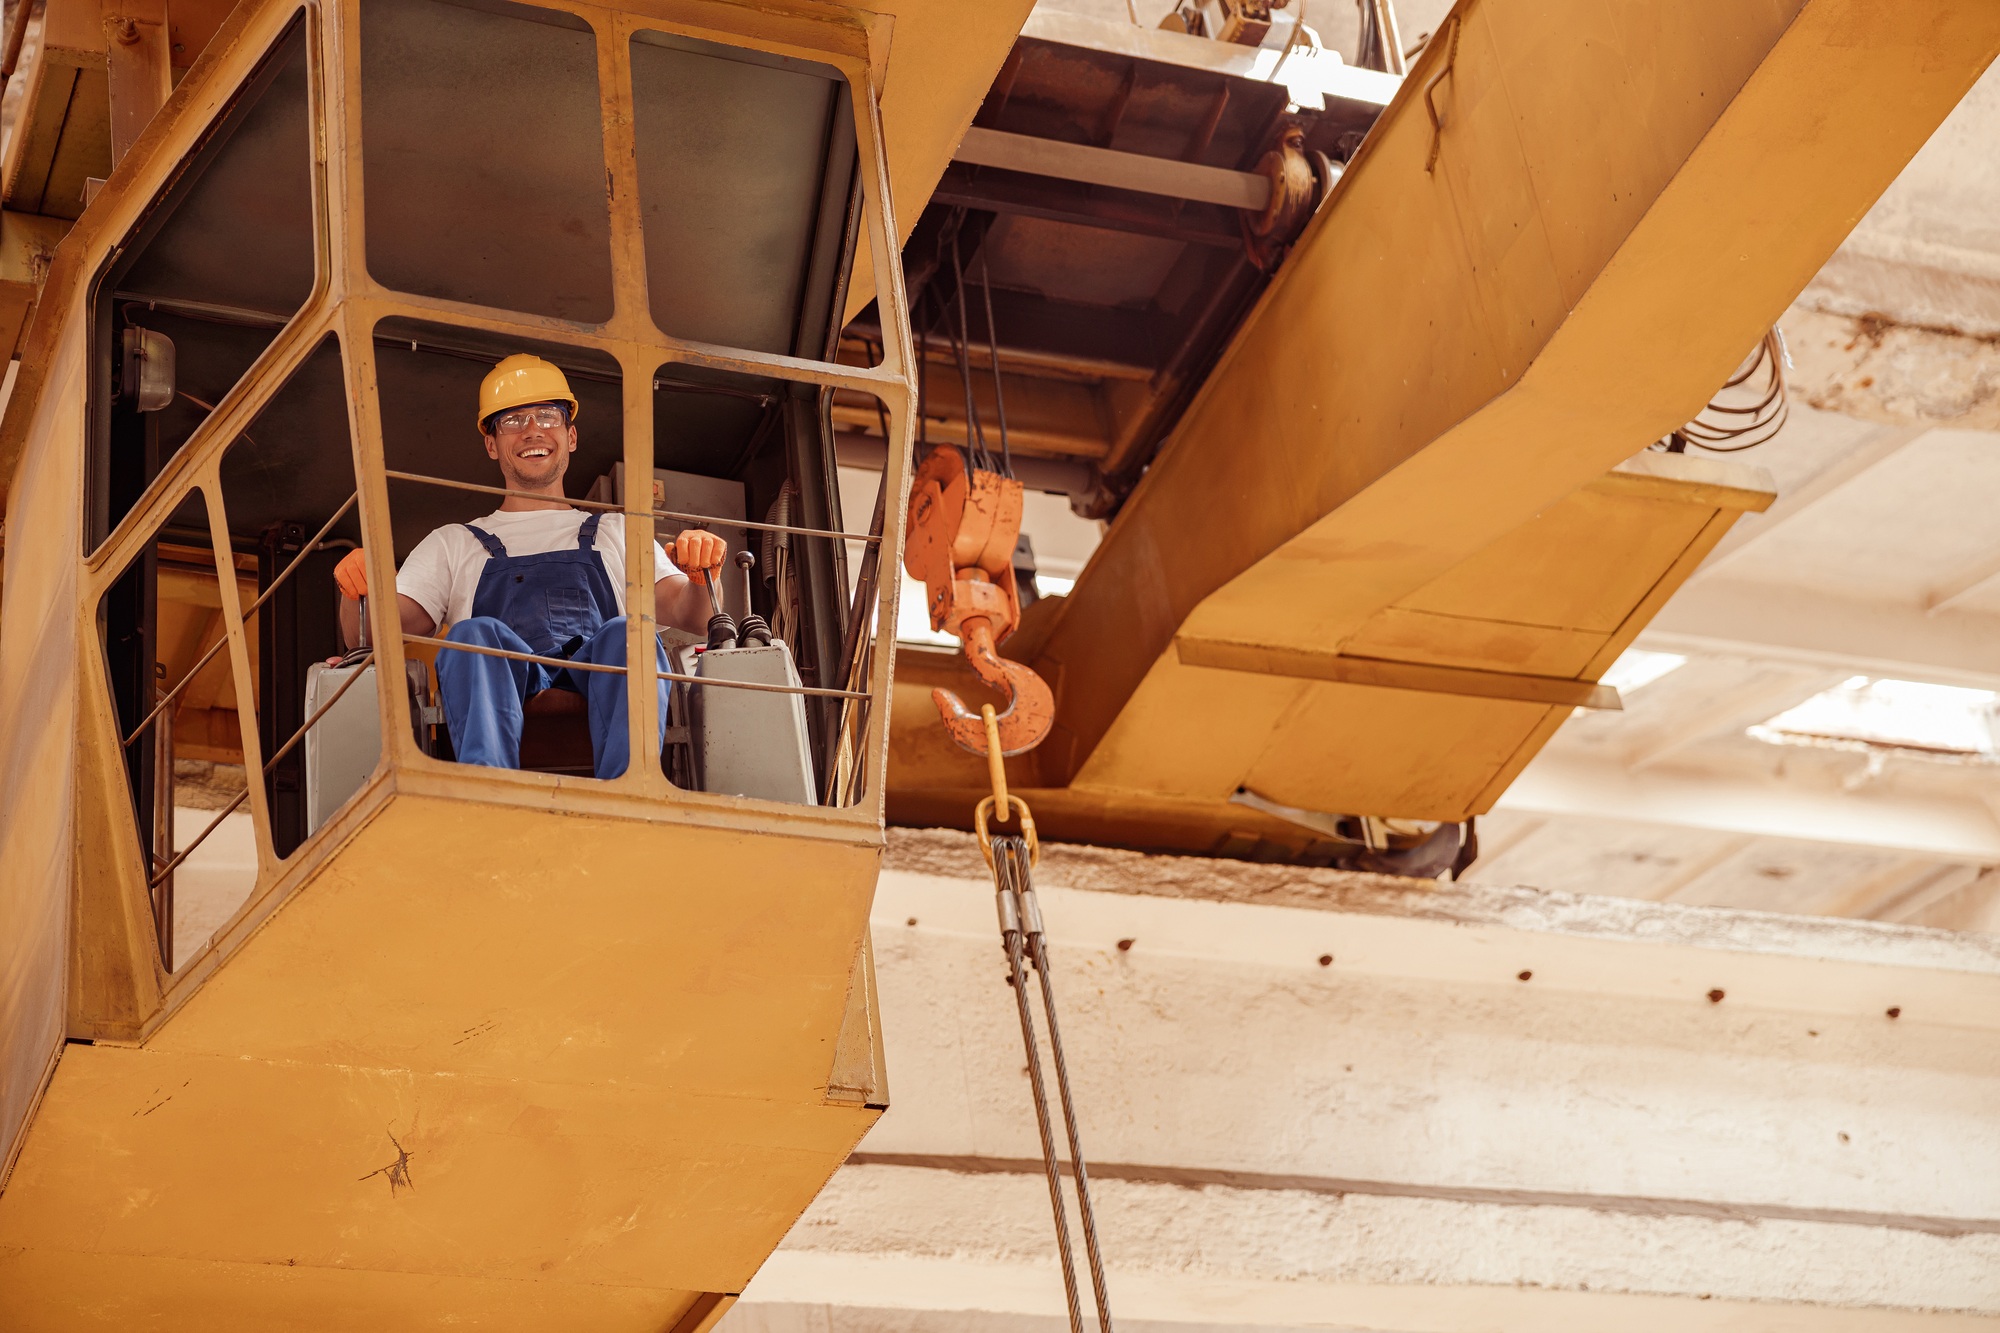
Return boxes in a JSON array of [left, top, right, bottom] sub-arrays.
[[445, 616, 515, 647], [579, 617, 631, 665]]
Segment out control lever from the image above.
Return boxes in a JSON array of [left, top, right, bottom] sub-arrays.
[[335, 593, 373, 668], [733, 550, 773, 647], [695, 536, 738, 651]]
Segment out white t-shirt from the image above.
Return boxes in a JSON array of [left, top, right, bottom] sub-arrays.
[[397, 508, 674, 631]]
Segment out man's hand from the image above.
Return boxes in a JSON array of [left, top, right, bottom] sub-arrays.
[[669, 530, 728, 583], [334, 548, 369, 600]]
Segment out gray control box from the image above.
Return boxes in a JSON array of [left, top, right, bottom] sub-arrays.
[[689, 642, 818, 805], [303, 660, 434, 834]]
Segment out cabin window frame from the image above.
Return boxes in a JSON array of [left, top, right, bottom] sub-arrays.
[[338, 0, 916, 815], [81, 5, 331, 564], [68, 0, 916, 1011]]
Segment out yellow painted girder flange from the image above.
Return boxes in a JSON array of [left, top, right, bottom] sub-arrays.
[[1028, 0, 2000, 807]]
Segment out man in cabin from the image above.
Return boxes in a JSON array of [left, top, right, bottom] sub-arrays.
[[333, 353, 726, 779]]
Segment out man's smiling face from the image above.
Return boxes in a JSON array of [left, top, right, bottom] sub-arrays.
[[483, 404, 576, 492]]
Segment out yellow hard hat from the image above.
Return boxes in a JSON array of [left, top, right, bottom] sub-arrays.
[[478, 353, 579, 429]]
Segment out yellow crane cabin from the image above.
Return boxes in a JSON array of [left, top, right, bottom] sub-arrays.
[[0, 0, 1996, 1327], [0, 0, 1031, 1323]]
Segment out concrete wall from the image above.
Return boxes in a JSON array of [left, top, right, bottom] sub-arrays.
[[725, 831, 2000, 1331]]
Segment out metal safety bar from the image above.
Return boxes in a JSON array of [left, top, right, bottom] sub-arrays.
[[991, 833, 1116, 1333], [400, 633, 873, 701], [120, 491, 362, 750], [148, 647, 378, 891], [383, 469, 881, 544]]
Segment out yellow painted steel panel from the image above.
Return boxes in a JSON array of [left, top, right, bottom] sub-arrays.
[[1241, 681, 1553, 821], [0, 795, 883, 1309], [840, 0, 1039, 323], [0, 1246, 698, 1331], [149, 795, 877, 1096], [1338, 608, 1607, 678], [1071, 653, 1311, 803], [1388, 490, 1714, 635], [0, 1048, 865, 1292]]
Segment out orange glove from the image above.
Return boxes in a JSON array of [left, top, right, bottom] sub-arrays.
[[334, 548, 369, 600], [670, 530, 728, 581]]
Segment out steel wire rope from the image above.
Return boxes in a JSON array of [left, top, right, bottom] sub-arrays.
[[946, 220, 1003, 476], [822, 394, 897, 806], [991, 833, 1117, 1333], [993, 834, 1088, 1333], [1012, 839, 1116, 1333], [398, 632, 872, 700], [978, 250, 1015, 478], [380, 470, 878, 544]]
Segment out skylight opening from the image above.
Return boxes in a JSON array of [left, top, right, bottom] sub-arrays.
[[1600, 648, 1687, 693], [1749, 676, 1999, 757]]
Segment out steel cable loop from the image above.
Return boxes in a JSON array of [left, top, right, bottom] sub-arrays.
[[992, 833, 1088, 1333], [988, 829, 1116, 1333], [1012, 839, 1116, 1333]]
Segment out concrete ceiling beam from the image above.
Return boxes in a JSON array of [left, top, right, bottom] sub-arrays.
[[1641, 581, 2000, 690], [1499, 751, 2000, 862]]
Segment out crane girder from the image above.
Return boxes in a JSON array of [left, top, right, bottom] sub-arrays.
[[1016, 0, 2000, 823]]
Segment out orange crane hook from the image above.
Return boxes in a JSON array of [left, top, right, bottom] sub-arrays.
[[904, 447, 1055, 758], [932, 614, 1055, 756]]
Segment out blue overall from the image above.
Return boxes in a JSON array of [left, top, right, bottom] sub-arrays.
[[434, 513, 669, 779]]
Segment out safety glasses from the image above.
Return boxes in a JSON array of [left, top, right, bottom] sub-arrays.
[[490, 405, 570, 433]]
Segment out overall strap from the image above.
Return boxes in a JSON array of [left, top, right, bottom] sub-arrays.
[[464, 524, 508, 559], [575, 512, 603, 550]]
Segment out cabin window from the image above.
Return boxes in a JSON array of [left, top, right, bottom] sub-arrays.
[[377, 320, 623, 560], [652, 362, 884, 804], [377, 319, 626, 779], [630, 32, 860, 360], [96, 490, 258, 971], [86, 11, 316, 553], [217, 336, 366, 857], [362, 0, 614, 324]]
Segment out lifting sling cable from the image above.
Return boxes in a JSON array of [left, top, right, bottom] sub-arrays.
[[974, 706, 1114, 1333]]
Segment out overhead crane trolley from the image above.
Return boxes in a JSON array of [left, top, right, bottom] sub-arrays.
[[0, 0, 949, 1322]]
